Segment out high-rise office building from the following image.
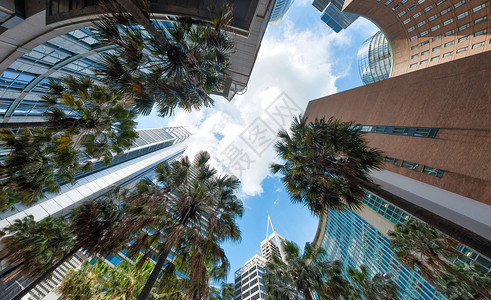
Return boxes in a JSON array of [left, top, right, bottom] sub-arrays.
[[312, 0, 359, 33], [0, 0, 276, 123], [0, 127, 190, 299], [357, 30, 393, 84], [234, 218, 288, 300], [269, 0, 295, 25]]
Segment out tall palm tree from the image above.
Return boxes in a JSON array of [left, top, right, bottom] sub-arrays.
[[0, 76, 137, 209], [347, 265, 397, 300], [270, 115, 490, 258], [6, 199, 127, 300], [389, 219, 491, 300], [321, 260, 356, 300], [116, 152, 242, 300], [57, 259, 109, 300], [92, 2, 234, 116], [435, 262, 491, 300], [263, 241, 334, 300]]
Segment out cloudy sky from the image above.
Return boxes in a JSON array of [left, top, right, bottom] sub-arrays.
[[137, 1, 379, 283]]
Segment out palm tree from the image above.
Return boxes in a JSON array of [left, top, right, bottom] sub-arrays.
[[92, 2, 234, 116], [210, 283, 235, 300], [321, 260, 356, 300], [5, 199, 127, 300], [58, 259, 109, 300], [0, 127, 83, 211], [270, 115, 490, 258], [435, 263, 491, 300], [347, 265, 397, 300], [263, 241, 335, 300], [389, 219, 491, 300], [0, 76, 137, 209], [115, 152, 242, 300]]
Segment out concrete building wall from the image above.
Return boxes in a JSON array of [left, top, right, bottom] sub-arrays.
[[305, 51, 491, 205]]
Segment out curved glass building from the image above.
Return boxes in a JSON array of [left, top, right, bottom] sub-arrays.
[[357, 31, 392, 85], [269, 0, 294, 25]]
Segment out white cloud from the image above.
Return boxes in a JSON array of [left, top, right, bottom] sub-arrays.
[[166, 20, 359, 197]]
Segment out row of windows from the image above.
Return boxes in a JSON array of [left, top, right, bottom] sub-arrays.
[[384, 156, 445, 178], [356, 125, 439, 138]]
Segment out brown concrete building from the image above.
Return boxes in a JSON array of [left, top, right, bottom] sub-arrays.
[[344, 0, 491, 77], [305, 50, 491, 256]]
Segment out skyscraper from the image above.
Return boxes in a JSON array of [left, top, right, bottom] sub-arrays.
[[269, 0, 295, 25], [234, 218, 288, 300], [312, 0, 359, 33], [0, 127, 190, 299]]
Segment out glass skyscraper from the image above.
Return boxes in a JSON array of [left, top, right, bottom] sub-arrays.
[[269, 0, 295, 25], [314, 191, 491, 300], [357, 31, 393, 84], [312, 0, 359, 33]]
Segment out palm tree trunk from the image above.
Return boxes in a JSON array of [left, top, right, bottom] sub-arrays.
[[303, 287, 314, 300], [0, 260, 26, 280], [117, 0, 170, 48], [11, 247, 79, 300], [0, 121, 52, 129], [357, 179, 491, 259], [136, 239, 179, 300], [432, 254, 491, 300]]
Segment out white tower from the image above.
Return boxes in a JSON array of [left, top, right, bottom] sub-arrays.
[[260, 215, 287, 262]]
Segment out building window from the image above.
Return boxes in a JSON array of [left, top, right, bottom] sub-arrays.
[[420, 59, 428, 64], [410, 35, 418, 41], [413, 12, 422, 18], [443, 51, 453, 57], [417, 20, 426, 27], [429, 14, 438, 21], [457, 11, 468, 20], [375, 126, 389, 133], [459, 24, 470, 31], [432, 45, 442, 51], [385, 157, 399, 165], [444, 29, 455, 36], [454, 0, 465, 8], [422, 166, 444, 178], [458, 35, 470, 43], [408, 4, 416, 10], [420, 30, 428, 36], [410, 62, 418, 68], [474, 16, 487, 25], [392, 127, 410, 135], [408, 26, 415, 32], [472, 41, 485, 49], [432, 35, 442, 41], [411, 54, 419, 59], [472, 3, 486, 12], [421, 50, 429, 55], [444, 40, 455, 47], [392, 4, 400, 10], [402, 161, 419, 170], [424, 5, 434, 12], [411, 44, 420, 50], [431, 55, 440, 61], [403, 18, 411, 24], [421, 40, 429, 46], [414, 128, 438, 137], [456, 47, 467, 53], [440, 7, 451, 15], [398, 10, 407, 17], [443, 18, 454, 26], [435, 0, 446, 5], [474, 29, 487, 37], [385, 0, 394, 6], [431, 24, 440, 31]]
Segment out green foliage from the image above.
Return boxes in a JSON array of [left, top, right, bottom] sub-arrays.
[[92, 6, 234, 116], [270, 115, 384, 215], [435, 263, 491, 300], [0, 76, 137, 211], [347, 265, 397, 300], [210, 283, 235, 300]]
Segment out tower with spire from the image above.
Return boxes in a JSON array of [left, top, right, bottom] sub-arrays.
[[260, 215, 287, 263]]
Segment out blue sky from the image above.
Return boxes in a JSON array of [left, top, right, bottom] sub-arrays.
[[136, 1, 379, 284]]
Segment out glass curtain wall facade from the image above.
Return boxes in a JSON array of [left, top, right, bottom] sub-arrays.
[[316, 191, 491, 300], [234, 255, 268, 300], [313, 0, 359, 33], [357, 31, 393, 84], [269, 0, 295, 25]]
